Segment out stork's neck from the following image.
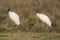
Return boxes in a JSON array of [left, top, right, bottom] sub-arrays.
[[37, 13, 40, 14], [9, 11, 12, 12], [9, 11, 12, 14]]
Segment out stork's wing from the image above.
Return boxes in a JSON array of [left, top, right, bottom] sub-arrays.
[[9, 12, 20, 25], [36, 13, 52, 27]]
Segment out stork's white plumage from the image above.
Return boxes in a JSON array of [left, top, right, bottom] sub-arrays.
[[8, 10, 20, 26], [36, 13, 52, 27]]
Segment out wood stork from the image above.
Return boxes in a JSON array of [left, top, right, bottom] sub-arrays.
[[8, 8, 20, 26], [36, 13, 52, 27]]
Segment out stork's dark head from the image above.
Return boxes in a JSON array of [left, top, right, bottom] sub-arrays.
[[7, 8, 10, 12], [35, 8, 41, 13]]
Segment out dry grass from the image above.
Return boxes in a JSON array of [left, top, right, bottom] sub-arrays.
[[0, 32, 60, 40]]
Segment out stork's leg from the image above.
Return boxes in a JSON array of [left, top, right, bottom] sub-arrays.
[[46, 25, 52, 32], [47, 25, 49, 32], [8, 22, 17, 31], [44, 24, 49, 32], [12, 23, 18, 30], [41, 22, 47, 32], [42, 22, 49, 32]]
